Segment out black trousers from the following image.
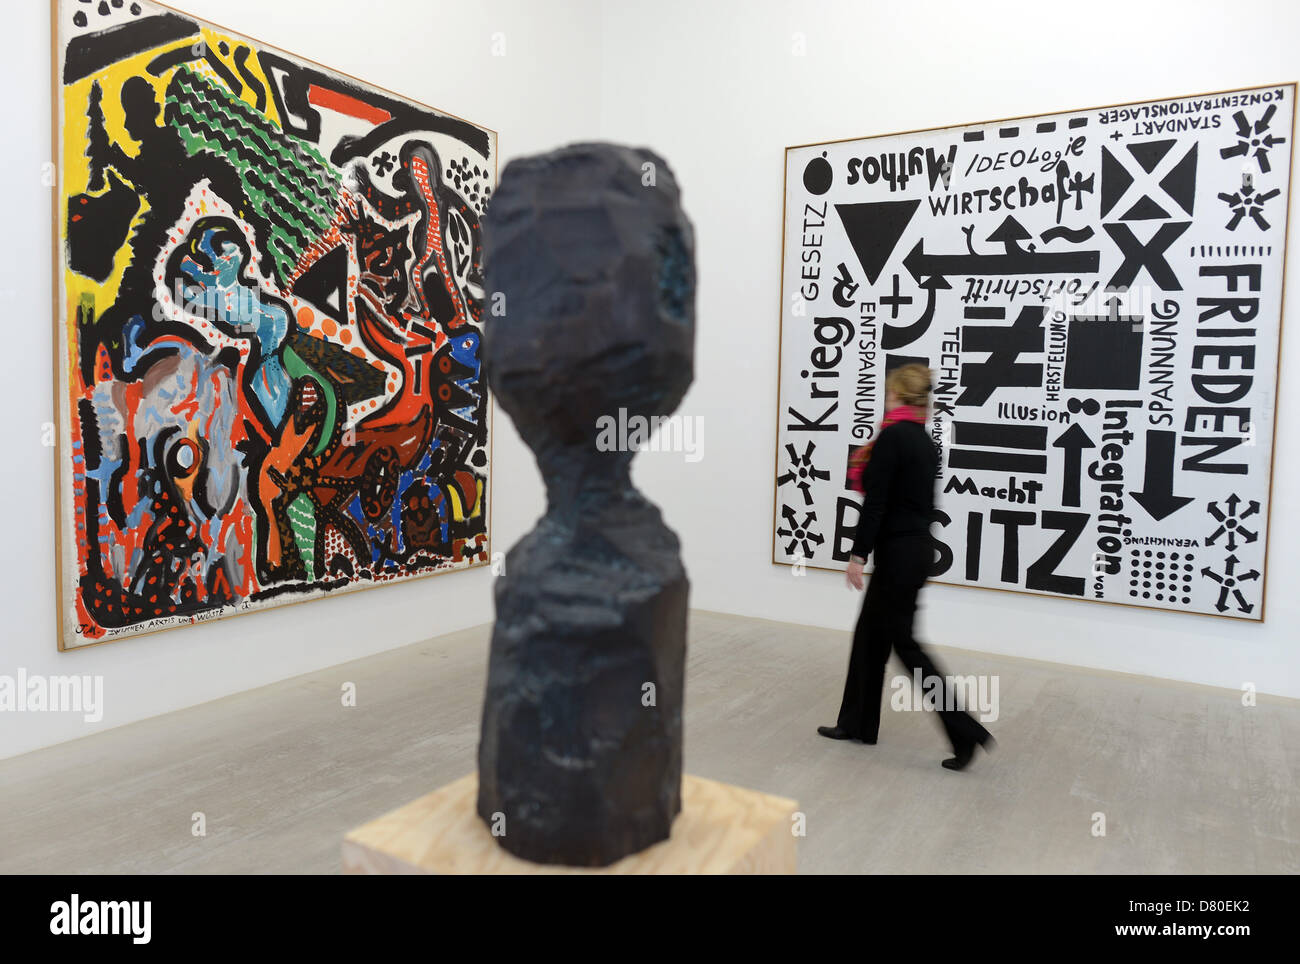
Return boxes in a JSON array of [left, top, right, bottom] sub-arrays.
[[836, 535, 989, 751]]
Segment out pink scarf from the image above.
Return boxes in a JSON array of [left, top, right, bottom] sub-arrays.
[[847, 405, 927, 493]]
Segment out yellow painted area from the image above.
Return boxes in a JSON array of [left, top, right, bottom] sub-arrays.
[[59, 25, 284, 399], [447, 479, 485, 523], [61, 46, 164, 338]]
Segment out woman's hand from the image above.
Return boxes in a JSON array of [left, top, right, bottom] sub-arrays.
[[846, 557, 866, 591]]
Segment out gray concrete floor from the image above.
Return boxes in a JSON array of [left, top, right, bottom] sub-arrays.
[[1, 610, 1296, 873]]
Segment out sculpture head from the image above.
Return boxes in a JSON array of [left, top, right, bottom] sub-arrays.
[[481, 143, 695, 466]]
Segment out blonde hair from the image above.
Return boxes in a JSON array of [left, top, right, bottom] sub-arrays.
[[886, 363, 932, 408]]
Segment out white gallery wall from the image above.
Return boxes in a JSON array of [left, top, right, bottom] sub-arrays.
[[0, 0, 582, 759], [3, 0, 1298, 762], [601, 0, 1300, 698]]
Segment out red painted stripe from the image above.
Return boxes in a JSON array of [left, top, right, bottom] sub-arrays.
[[306, 84, 391, 125]]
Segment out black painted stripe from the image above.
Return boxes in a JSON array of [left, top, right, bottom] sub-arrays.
[[63, 12, 198, 85]]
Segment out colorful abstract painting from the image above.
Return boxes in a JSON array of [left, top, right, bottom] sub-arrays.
[[53, 0, 494, 649]]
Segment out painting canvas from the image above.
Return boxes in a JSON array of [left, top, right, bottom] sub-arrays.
[[774, 84, 1294, 620], [53, 0, 494, 649]]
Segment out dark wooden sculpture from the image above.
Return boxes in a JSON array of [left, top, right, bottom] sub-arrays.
[[476, 143, 696, 866]]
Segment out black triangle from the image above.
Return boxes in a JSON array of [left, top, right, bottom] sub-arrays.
[[1121, 195, 1171, 221], [291, 246, 348, 322], [1127, 139, 1175, 174], [1100, 147, 1133, 218], [1159, 143, 1197, 215], [834, 200, 920, 286]]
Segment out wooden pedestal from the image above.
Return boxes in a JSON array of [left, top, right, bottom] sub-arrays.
[[342, 772, 798, 874]]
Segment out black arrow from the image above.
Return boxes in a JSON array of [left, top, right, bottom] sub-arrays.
[[902, 237, 1100, 284], [986, 215, 1034, 254], [1131, 430, 1194, 521], [1052, 423, 1096, 507], [1201, 566, 1231, 615]]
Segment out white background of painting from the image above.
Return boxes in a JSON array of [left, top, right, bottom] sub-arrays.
[[2, 0, 1298, 761]]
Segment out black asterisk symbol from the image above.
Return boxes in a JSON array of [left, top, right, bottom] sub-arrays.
[[1220, 106, 1287, 174], [1218, 183, 1280, 231]]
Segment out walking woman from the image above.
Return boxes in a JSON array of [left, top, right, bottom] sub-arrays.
[[817, 363, 994, 770]]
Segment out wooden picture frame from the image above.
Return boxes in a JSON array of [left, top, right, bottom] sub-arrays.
[[772, 82, 1296, 621]]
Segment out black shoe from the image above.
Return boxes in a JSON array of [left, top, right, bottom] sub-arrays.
[[817, 725, 877, 744], [942, 733, 995, 771], [818, 725, 854, 741]]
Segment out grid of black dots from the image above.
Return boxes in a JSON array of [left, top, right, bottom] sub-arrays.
[[1129, 549, 1194, 604]]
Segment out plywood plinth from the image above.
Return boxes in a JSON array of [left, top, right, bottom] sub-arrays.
[[342, 773, 798, 874]]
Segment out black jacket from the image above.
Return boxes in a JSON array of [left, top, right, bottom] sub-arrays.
[[850, 420, 938, 561]]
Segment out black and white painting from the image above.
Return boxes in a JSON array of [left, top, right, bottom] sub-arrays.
[[774, 84, 1294, 620]]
